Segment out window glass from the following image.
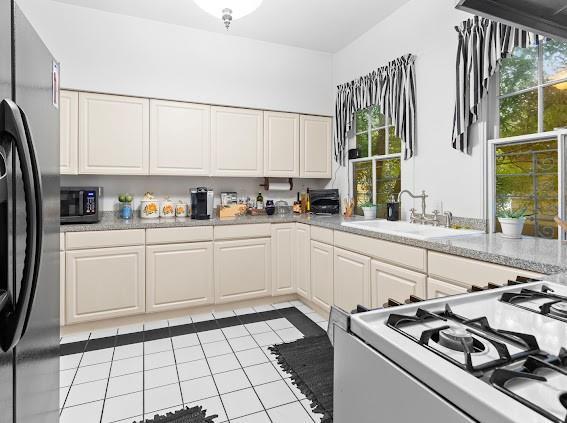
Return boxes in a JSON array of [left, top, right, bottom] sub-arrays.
[[353, 161, 373, 215], [371, 129, 386, 156], [356, 132, 369, 157], [543, 83, 567, 131], [388, 128, 402, 154], [543, 38, 567, 83], [499, 46, 538, 96], [499, 90, 538, 138], [375, 158, 401, 218]]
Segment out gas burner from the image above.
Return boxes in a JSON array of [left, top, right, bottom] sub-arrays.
[[500, 285, 567, 322], [436, 327, 476, 352]]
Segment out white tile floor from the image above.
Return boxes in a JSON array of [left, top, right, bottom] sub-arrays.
[[60, 300, 328, 423]]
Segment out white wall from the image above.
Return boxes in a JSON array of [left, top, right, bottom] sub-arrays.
[[16, 0, 333, 116], [330, 0, 485, 219]]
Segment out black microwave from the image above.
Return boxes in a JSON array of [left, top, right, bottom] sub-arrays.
[[60, 187, 102, 224]]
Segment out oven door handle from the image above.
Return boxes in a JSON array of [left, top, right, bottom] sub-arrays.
[[0, 99, 43, 352]]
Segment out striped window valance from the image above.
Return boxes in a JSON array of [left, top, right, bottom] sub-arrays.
[[452, 16, 537, 153], [334, 54, 417, 165]]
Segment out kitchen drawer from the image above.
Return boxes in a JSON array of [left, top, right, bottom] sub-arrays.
[[333, 230, 426, 272], [310, 226, 333, 244], [66, 229, 145, 250], [427, 251, 543, 288], [60, 233, 65, 251], [214, 224, 271, 240], [146, 226, 213, 245]]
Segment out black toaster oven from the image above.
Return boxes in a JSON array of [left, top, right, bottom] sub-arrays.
[[60, 187, 102, 224]]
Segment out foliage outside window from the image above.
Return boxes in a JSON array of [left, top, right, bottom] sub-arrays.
[[492, 37, 567, 239], [351, 106, 402, 217]]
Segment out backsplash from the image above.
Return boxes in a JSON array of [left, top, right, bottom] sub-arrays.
[[61, 175, 329, 211]]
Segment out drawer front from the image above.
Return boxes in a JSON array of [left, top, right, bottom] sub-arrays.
[[310, 226, 333, 244], [428, 251, 543, 288], [214, 223, 271, 240], [146, 226, 213, 244], [66, 229, 145, 250], [333, 230, 426, 272], [60, 233, 65, 251]]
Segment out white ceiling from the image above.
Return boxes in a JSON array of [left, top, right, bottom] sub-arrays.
[[52, 0, 411, 52]]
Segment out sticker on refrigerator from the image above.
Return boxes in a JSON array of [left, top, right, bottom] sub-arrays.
[[52, 61, 60, 109]]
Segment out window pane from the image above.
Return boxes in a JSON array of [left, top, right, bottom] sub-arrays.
[[495, 140, 558, 239], [356, 132, 369, 157], [543, 38, 567, 83], [500, 45, 538, 95], [370, 106, 385, 128], [388, 127, 402, 154], [543, 83, 567, 131], [375, 158, 401, 219], [371, 129, 386, 156], [499, 89, 538, 138], [353, 161, 373, 215], [356, 110, 368, 133]]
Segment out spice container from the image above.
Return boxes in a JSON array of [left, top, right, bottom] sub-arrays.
[[160, 197, 175, 218], [175, 201, 188, 217]]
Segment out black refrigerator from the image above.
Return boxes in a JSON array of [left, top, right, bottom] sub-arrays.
[[0, 0, 60, 422]]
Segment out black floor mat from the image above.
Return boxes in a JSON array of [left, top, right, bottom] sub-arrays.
[[138, 406, 217, 423], [269, 335, 334, 423]]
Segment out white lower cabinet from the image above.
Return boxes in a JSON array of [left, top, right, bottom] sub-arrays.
[[146, 242, 214, 313], [65, 246, 145, 324], [214, 238, 271, 303], [295, 223, 311, 300], [271, 224, 295, 296], [310, 240, 334, 312], [427, 277, 469, 299], [333, 247, 370, 312], [371, 260, 426, 308]]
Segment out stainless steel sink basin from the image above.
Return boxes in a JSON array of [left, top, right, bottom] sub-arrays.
[[340, 220, 484, 241]]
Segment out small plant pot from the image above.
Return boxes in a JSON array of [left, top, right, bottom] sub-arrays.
[[361, 206, 377, 220], [498, 217, 526, 239]]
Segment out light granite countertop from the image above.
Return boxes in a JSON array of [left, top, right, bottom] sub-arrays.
[[60, 212, 567, 275]]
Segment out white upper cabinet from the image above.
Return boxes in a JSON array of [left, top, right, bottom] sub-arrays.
[[149, 100, 211, 176], [60, 90, 79, 175], [300, 115, 332, 178], [264, 111, 299, 177], [79, 92, 149, 175], [211, 106, 263, 177]]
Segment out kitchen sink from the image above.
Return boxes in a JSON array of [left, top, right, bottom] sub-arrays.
[[340, 219, 484, 240]]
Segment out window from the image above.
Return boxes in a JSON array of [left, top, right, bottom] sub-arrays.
[[489, 37, 567, 239], [351, 106, 401, 217]]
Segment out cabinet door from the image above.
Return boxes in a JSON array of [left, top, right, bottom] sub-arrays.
[[427, 277, 469, 299], [79, 92, 149, 174], [66, 246, 145, 324], [211, 106, 263, 177], [60, 251, 65, 326], [264, 111, 299, 177], [371, 260, 426, 308], [300, 115, 332, 178], [310, 241, 333, 312], [150, 100, 211, 176], [60, 90, 78, 175], [334, 248, 370, 312], [295, 223, 311, 300], [146, 242, 214, 312], [215, 238, 271, 303], [271, 224, 295, 296]]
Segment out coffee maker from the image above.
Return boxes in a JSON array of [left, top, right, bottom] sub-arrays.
[[190, 187, 214, 219]]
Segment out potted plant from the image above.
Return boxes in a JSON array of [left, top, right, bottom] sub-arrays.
[[360, 201, 377, 220], [497, 207, 528, 239]]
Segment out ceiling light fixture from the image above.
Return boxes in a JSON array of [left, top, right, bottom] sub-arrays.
[[193, 0, 263, 30]]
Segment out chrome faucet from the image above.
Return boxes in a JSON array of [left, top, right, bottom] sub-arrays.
[[397, 190, 453, 228], [397, 190, 428, 222]]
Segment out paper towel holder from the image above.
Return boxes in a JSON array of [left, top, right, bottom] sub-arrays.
[[260, 177, 293, 191]]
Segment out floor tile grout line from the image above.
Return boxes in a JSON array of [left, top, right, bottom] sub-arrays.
[[169, 336, 185, 409], [98, 336, 117, 423]]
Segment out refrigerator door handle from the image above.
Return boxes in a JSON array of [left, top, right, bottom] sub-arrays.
[[0, 99, 43, 352], [0, 149, 7, 320]]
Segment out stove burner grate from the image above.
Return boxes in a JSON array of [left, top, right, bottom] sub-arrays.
[[500, 285, 567, 322]]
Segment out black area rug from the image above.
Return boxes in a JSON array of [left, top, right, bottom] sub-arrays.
[[270, 335, 334, 423], [138, 406, 217, 423]]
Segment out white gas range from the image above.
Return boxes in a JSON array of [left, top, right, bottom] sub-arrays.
[[331, 277, 567, 423]]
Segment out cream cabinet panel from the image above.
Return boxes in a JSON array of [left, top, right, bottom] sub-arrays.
[[60, 90, 78, 175], [60, 252, 65, 326], [211, 106, 263, 177], [427, 277, 469, 299], [214, 224, 271, 241], [300, 115, 332, 178], [214, 238, 271, 303], [371, 260, 426, 308], [295, 223, 311, 300], [310, 240, 334, 312], [66, 246, 145, 324], [271, 224, 295, 295], [264, 111, 299, 177], [79, 92, 149, 174], [150, 100, 210, 176], [146, 242, 214, 312], [334, 247, 370, 312]]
